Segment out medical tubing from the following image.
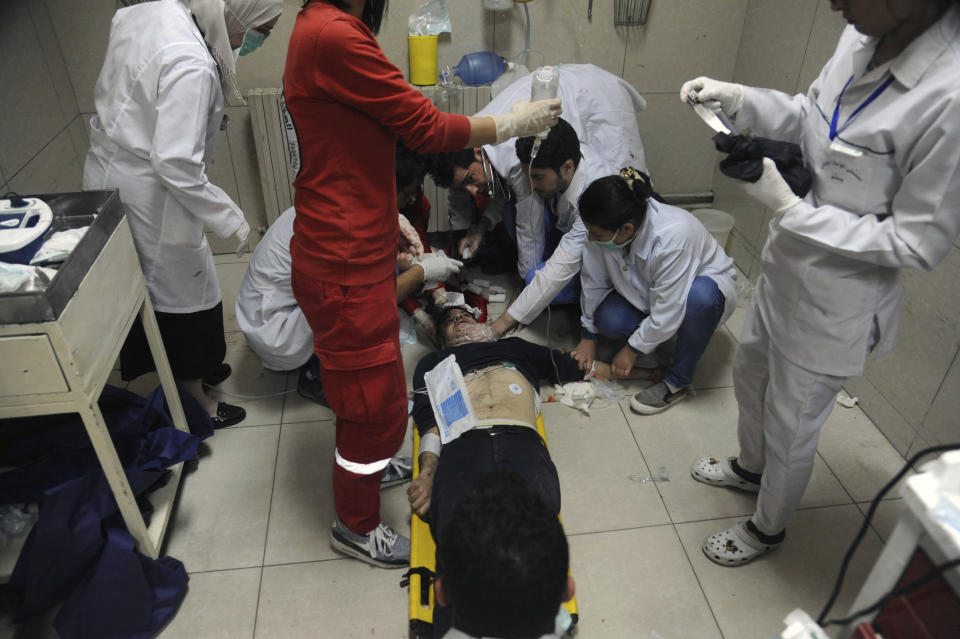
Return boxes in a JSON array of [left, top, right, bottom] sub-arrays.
[[821, 557, 960, 628], [816, 443, 960, 626], [521, 3, 531, 68], [203, 384, 297, 399]]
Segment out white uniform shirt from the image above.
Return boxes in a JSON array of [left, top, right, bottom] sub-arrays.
[[580, 201, 737, 354], [734, 7, 960, 376], [235, 208, 313, 371], [82, 0, 244, 313], [448, 64, 647, 275], [506, 152, 613, 324]]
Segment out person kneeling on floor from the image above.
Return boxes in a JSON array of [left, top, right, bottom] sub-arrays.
[[435, 472, 575, 639], [571, 169, 737, 415]]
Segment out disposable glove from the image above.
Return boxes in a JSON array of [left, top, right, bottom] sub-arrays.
[[740, 157, 802, 214], [235, 220, 251, 256], [680, 76, 744, 117], [491, 98, 563, 144], [412, 307, 436, 337], [398, 213, 424, 262], [419, 252, 463, 282]]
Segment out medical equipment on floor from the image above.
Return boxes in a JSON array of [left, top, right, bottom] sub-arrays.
[[0, 195, 53, 265], [529, 65, 560, 161]]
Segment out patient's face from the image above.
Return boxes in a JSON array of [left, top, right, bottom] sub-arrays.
[[440, 308, 476, 344]]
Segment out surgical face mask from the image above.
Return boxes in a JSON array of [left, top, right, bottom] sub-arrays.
[[593, 226, 628, 251], [238, 29, 266, 56]]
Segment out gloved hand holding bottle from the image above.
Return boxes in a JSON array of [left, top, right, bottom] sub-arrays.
[[491, 98, 562, 144], [235, 219, 251, 256], [680, 76, 744, 117]]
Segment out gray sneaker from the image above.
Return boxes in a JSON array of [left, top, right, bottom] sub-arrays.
[[630, 381, 688, 415], [381, 456, 413, 488], [330, 518, 410, 568]]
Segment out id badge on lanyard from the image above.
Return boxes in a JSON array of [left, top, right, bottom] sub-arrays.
[[828, 72, 894, 153]]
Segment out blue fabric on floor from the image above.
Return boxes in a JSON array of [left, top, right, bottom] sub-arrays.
[[0, 384, 212, 638]]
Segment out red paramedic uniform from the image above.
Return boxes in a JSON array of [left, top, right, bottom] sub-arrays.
[[284, 2, 470, 533]]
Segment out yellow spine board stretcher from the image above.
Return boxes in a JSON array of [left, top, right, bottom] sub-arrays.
[[405, 415, 579, 638]]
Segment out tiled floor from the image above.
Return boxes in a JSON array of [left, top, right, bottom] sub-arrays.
[[6, 257, 912, 639]]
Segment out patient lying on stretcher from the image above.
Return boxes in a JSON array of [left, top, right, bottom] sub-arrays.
[[408, 303, 655, 636], [408, 303, 655, 528]]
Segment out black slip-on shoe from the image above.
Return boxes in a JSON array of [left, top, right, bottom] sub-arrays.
[[211, 402, 245, 429]]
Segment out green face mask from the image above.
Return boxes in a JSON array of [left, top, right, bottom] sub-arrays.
[[238, 29, 266, 56], [594, 226, 628, 251]]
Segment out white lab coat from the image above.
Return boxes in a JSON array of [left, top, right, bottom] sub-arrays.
[[448, 64, 648, 277], [83, 0, 245, 314], [735, 11, 960, 377], [727, 8, 960, 536], [235, 207, 314, 371], [580, 200, 737, 355]]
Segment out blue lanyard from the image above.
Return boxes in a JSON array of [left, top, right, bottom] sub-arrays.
[[829, 73, 895, 140]]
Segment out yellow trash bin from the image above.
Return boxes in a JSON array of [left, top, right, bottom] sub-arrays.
[[408, 35, 439, 86]]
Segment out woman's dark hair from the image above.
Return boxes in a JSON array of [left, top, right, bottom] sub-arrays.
[[303, 0, 388, 35], [577, 169, 653, 232], [427, 149, 477, 189]]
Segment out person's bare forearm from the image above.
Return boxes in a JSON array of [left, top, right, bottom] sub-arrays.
[[397, 264, 425, 301]]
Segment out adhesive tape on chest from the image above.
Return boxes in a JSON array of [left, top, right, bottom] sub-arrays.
[[509, 383, 523, 395]]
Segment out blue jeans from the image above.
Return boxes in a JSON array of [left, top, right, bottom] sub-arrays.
[[594, 276, 725, 388], [525, 261, 581, 305]]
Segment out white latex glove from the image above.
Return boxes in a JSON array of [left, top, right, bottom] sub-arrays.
[[398, 213, 424, 259], [235, 220, 251, 256], [491, 98, 562, 144], [458, 226, 485, 259], [680, 76, 744, 117], [419, 252, 463, 282], [740, 157, 802, 214], [412, 307, 436, 337]]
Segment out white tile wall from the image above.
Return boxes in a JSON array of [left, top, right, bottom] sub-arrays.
[[44, 0, 116, 114], [27, 0, 79, 125], [735, 0, 818, 93], [8, 127, 83, 195], [0, 0, 73, 181]]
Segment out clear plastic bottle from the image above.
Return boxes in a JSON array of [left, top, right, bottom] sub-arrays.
[[452, 52, 507, 86]]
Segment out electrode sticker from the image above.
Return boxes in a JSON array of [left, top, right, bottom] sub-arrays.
[[509, 383, 523, 395]]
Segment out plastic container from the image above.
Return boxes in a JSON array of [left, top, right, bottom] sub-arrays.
[[409, 35, 439, 85], [452, 52, 507, 86], [0, 197, 53, 265], [530, 65, 560, 101], [690, 208, 734, 252]]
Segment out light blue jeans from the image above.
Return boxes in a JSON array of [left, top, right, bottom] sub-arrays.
[[593, 276, 725, 388]]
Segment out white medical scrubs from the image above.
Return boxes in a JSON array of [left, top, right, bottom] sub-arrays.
[[730, 8, 960, 535], [235, 207, 314, 371]]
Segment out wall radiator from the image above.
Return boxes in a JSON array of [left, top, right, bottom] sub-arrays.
[[249, 86, 493, 232]]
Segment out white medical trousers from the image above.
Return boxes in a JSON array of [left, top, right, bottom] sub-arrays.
[[734, 300, 847, 536]]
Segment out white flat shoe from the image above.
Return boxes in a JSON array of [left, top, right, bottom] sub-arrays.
[[691, 456, 760, 492], [702, 521, 780, 567]]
